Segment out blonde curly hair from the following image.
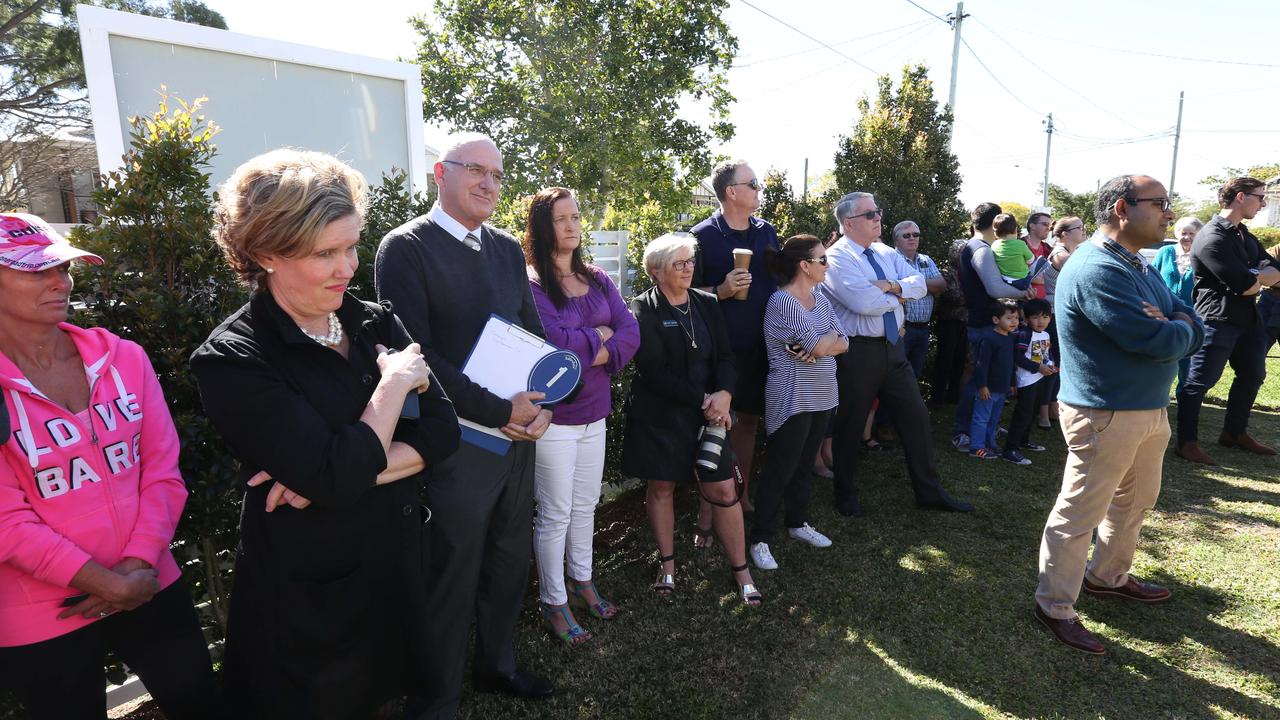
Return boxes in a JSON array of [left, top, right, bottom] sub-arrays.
[[213, 149, 368, 287]]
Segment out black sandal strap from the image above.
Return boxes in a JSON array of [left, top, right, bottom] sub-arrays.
[[730, 563, 748, 572], [659, 553, 676, 563]]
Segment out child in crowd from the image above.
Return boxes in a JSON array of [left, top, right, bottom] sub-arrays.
[[969, 299, 1020, 460], [1003, 299, 1058, 465], [991, 214, 1049, 291]]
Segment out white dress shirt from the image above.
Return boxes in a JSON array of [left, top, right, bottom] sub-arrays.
[[429, 203, 484, 248], [821, 237, 927, 338]]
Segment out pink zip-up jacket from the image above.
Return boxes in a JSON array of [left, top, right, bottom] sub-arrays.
[[0, 324, 186, 647]]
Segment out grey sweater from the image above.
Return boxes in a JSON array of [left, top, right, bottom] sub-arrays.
[[375, 215, 545, 429]]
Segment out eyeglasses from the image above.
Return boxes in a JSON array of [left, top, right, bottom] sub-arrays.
[[899, 232, 921, 239], [1246, 192, 1267, 203], [671, 258, 695, 271], [803, 255, 829, 266], [1061, 225, 1085, 234], [441, 160, 505, 184], [729, 178, 762, 191], [844, 207, 884, 222], [1124, 196, 1173, 212]]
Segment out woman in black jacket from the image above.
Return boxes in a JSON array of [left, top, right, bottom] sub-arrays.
[[621, 234, 760, 606], [190, 150, 460, 719]]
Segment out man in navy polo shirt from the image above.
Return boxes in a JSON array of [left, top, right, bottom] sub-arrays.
[[692, 160, 779, 519]]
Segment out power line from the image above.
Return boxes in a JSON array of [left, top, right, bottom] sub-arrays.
[[738, 22, 940, 101], [959, 36, 1042, 116], [902, 0, 949, 24], [970, 18, 1143, 133], [733, 19, 931, 69], [1055, 128, 1175, 144], [986, 21, 1280, 69], [1184, 129, 1280, 134], [737, 0, 880, 76]]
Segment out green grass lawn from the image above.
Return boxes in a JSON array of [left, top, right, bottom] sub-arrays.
[[462, 365, 1280, 720]]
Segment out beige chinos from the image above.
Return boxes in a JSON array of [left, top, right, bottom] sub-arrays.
[[1035, 403, 1170, 620]]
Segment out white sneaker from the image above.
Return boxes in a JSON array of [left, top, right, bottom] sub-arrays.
[[750, 542, 778, 570], [788, 523, 833, 548]]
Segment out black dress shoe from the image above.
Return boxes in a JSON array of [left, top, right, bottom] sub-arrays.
[[472, 668, 555, 699], [916, 492, 975, 512], [836, 497, 864, 517]]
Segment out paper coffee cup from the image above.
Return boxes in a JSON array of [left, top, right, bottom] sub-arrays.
[[732, 248, 752, 300]]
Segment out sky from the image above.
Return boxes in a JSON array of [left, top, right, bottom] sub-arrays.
[[197, 0, 1280, 210]]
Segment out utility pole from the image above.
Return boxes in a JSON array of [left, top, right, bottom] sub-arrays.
[[1169, 90, 1185, 197], [947, 2, 966, 113], [1042, 113, 1054, 207], [802, 158, 809, 204], [946, 2, 967, 149]]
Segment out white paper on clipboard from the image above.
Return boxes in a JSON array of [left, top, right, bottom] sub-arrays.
[[457, 315, 582, 455]]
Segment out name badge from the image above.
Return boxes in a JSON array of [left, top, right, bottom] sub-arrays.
[[663, 320, 679, 327]]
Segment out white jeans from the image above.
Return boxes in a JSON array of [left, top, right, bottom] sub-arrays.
[[533, 420, 607, 605]]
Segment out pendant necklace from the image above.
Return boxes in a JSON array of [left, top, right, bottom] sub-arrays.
[[672, 300, 697, 349], [299, 312, 344, 347]]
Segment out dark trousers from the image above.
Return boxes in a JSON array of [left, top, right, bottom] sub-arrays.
[[751, 410, 830, 544], [0, 581, 220, 720], [832, 339, 948, 506], [903, 324, 930, 380], [419, 440, 535, 719], [951, 326, 988, 436], [931, 319, 967, 403], [1005, 380, 1042, 452], [1176, 319, 1269, 444]]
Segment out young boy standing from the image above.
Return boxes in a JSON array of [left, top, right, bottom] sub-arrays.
[[1004, 299, 1059, 465], [969, 299, 1020, 459]]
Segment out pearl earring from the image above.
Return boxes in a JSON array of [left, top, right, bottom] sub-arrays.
[[265, 268, 274, 274]]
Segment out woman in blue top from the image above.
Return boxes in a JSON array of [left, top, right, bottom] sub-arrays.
[[1151, 216, 1201, 392], [749, 235, 848, 572]]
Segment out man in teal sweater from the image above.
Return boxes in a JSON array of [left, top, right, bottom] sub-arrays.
[[1034, 175, 1204, 655]]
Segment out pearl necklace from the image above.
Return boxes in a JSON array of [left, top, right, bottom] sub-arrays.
[[299, 312, 344, 347]]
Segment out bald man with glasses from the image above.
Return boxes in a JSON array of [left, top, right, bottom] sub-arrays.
[[822, 192, 975, 518]]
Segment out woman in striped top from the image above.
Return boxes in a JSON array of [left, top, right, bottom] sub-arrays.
[[749, 235, 848, 571]]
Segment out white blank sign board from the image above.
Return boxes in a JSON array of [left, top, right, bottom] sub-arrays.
[[78, 5, 427, 194]]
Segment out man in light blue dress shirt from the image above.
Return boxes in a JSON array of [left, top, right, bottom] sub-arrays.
[[821, 192, 975, 518]]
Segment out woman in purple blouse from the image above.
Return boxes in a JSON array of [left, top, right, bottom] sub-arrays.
[[524, 187, 639, 646]]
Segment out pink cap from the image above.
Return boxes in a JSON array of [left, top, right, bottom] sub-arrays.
[[0, 213, 103, 272]]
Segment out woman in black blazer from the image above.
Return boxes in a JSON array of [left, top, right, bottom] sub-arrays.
[[190, 150, 460, 719], [622, 234, 761, 606]]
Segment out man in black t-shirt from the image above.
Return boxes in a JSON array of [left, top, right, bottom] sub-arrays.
[[1175, 177, 1280, 465]]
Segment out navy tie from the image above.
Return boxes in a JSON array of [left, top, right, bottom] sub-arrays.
[[863, 247, 899, 345]]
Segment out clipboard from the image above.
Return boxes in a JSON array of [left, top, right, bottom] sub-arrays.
[[457, 314, 583, 455]]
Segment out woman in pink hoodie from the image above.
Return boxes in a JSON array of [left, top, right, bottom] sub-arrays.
[[0, 213, 219, 719]]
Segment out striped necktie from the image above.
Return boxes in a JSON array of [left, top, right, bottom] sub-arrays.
[[863, 247, 899, 345], [463, 231, 482, 251]]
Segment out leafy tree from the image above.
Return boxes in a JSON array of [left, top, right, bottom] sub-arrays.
[[757, 169, 837, 241], [1199, 163, 1280, 191], [70, 93, 244, 638], [1, 0, 226, 209], [996, 200, 1030, 229], [410, 0, 737, 218], [1045, 183, 1097, 234], [832, 63, 966, 261], [354, 168, 435, 301]]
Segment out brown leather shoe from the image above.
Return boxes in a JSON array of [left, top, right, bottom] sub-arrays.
[[1034, 605, 1105, 655], [1175, 441, 1217, 465], [1082, 576, 1172, 603], [1219, 431, 1277, 456]]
